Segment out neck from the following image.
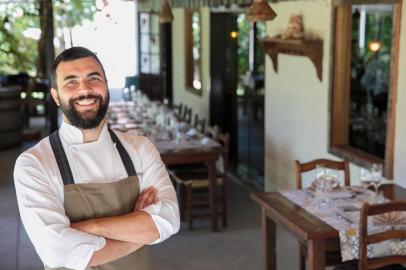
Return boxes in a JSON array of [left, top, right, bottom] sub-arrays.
[[82, 118, 106, 143]]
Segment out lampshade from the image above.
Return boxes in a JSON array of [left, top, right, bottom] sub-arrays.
[[246, 0, 277, 22], [159, 0, 174, 23]]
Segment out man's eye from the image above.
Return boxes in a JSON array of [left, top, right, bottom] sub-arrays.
[[66, 80, 78, 86], [90, 77, 101, 81]]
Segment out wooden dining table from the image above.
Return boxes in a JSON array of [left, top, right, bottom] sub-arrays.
[[159, 144, 224, 232], [251, 184, 406, 270]]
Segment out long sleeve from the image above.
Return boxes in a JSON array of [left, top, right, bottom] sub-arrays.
[[14, 153, 106, 270], [134, 137, 180, 244]]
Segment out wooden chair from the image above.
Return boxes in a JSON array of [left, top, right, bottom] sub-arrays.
[[359, 201, 406, 270], [334, 201, 406, 270], [193, 114, 206, 133], [182, 106, 192, 124], [169, 132, 230, 230], [295, 158, 350, 189], [172, 102, 183, 116], [205, 125, 220, 140], [296, 158, 350, 270]]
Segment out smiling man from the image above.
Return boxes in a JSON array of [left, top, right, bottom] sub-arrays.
[[14, 47, 180, 270]]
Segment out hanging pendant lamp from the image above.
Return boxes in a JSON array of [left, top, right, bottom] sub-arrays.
[[246, 0, 277, 22], [159, 0, 174, 23]]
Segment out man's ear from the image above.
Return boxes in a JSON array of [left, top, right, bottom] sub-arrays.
[[50, 88, 60, 106]]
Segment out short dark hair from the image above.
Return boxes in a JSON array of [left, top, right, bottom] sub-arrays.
[[51, 46, 107, 89]]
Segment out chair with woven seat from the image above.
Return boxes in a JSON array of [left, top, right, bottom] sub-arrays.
[[169, 132, 230, 230], [334, 201, 406, 270], [296, 158, 350, 270]]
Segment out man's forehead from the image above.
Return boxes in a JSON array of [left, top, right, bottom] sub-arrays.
[[56, 56, 103, 75]]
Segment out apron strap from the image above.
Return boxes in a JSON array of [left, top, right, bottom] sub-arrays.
[[108, 128, 137, 177], [49, 131, 75, 185], [49, 128, 137, 186]]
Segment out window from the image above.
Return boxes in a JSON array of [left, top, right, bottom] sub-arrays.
[[139, 12, 160, 75], [185, 10, 202, 94], [330, 1, 401, 178]]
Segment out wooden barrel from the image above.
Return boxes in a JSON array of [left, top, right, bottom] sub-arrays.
[[0, 86, 22, 149]]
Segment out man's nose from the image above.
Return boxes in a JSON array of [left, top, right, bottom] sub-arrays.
[[77, 80, 92, 96]]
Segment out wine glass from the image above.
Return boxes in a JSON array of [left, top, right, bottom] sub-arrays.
[[315, 165, 326, 182], [371, 163, 383, 193], [360, 168, 372, 192], [314, 165, 331, 207], [325, 168, 339, 190]]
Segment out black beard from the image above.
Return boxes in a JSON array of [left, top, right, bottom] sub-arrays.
[[59, 93, 109, 129]]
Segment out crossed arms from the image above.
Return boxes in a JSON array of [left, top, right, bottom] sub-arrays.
[[71, 187, 160, 267]]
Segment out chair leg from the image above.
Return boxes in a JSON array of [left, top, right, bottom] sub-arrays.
[[299, 242, 306, 270], [176, 183, 185, 222], [186, 185, 193, 230], [222, 178, 227, 227]]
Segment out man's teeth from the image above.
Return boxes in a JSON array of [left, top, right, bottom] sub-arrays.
[[76, 99, 96, 106]]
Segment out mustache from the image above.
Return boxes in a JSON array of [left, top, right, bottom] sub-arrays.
[[69, 94, 103, 104]]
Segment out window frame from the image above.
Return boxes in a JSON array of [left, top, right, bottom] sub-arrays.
[[185, 9, 203, 96], [138, 12, 161, 75], [329, 0, 402, 178]]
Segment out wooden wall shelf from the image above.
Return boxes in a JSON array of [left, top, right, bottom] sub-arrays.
[[261, 37, 323, 81]]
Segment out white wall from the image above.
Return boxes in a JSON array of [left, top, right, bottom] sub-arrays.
[[264, 0, 406, 191], [172, 7, 211, 122], [170, 1, 406, 191]]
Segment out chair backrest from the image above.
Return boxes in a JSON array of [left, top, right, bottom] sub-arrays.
[[359, 201, 406, 270], [295, 158, 350, 189], [182, 106, 192, 124], [172, 102, 183, 116], [215, 132, 230, 174], [193, 114, 206, 133]]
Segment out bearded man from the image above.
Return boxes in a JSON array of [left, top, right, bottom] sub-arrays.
[[14, 47, 180, 270]]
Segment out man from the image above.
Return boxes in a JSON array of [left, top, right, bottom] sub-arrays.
[[14, 47, 180, 270]]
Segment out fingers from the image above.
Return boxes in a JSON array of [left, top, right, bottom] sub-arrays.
[[134, 187, 159, 211]]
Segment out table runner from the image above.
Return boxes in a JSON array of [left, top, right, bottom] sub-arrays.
[[280, 187, 406, 261]]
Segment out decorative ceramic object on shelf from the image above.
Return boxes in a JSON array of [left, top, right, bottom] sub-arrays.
[[282, 14, 305, 39]]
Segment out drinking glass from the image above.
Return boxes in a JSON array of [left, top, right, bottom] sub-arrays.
[[360, 168, 372, 192], [371, 163, 383, 193], [315, 165, 326, 182], [314, 165, 331, 207], [325, 168, 339, 190]]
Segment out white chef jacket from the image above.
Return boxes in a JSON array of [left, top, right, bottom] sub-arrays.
[[14, 120, 180, 270]]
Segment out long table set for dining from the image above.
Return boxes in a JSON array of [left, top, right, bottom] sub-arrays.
[[107, 91, 219, 155]]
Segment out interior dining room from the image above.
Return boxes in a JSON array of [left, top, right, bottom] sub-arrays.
[[1, 0, 406, 269]]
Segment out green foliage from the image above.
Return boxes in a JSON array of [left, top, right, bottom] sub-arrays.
[[0, 0, 96, 76], [237, 14, 266, 76], [350, 8, 393, 80], [0, 3, 38, 75], [237, 14, 249, 76]]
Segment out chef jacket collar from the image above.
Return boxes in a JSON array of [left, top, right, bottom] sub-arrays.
[[59, 119, 109, 145]]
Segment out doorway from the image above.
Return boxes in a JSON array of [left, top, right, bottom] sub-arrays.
[[210, 12, 265, 190]]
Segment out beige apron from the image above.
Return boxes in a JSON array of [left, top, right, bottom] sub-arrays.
[[46, 129, 150, 270]]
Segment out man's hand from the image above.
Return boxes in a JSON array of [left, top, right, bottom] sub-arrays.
[[134, 187, 159, 211]]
